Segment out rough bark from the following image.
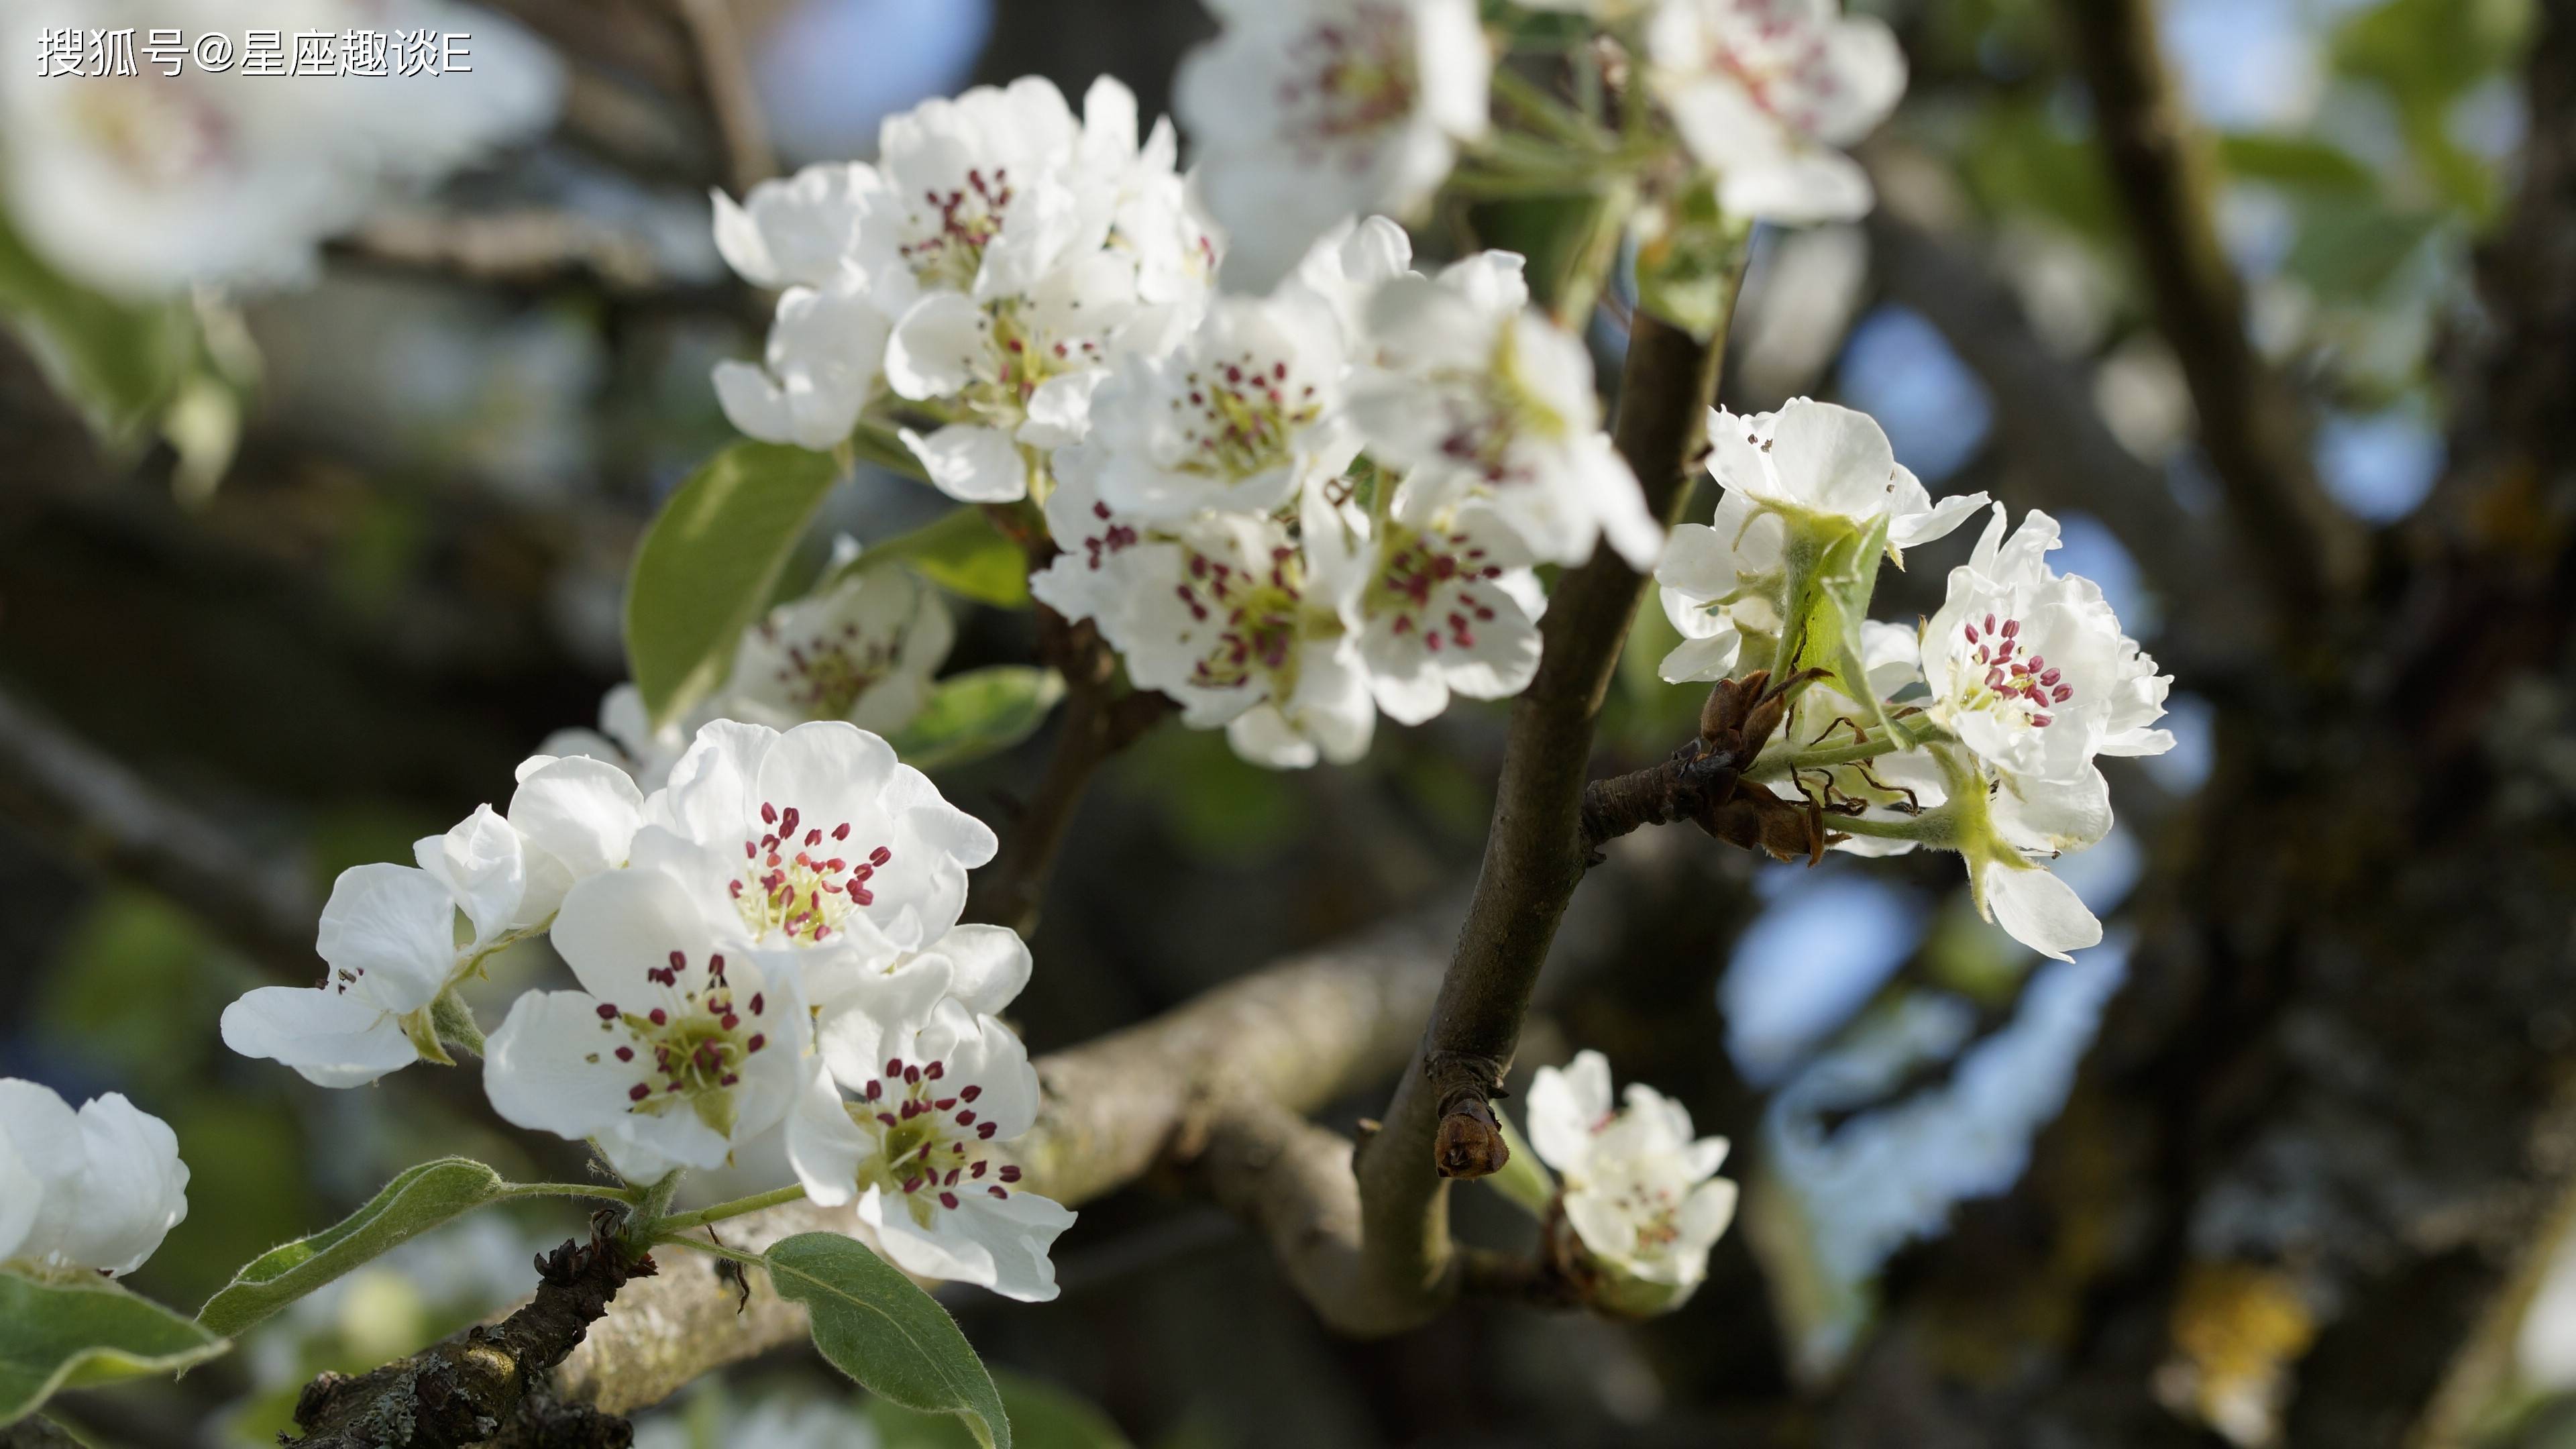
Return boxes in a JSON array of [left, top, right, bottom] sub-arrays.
[[1823, 5, 2576, 1444]]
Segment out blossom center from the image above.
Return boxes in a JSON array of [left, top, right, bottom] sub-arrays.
[[1952, 612, 2072, 729], [1173, 353, 1321, 478], [1366, 523, 1505, 653], [1177, 547, 1307, 692], [1703, 7, 1843, 136], [1278, 6, 1419, 159], [900, 166, 1014, 290], [730, 801, 893, 943], [587, 951, 775, 1138], [765, 623, 895, 718], [841, 1053, 1023, 1223]]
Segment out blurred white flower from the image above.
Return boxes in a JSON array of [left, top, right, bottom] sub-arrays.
[[1177, 0, 1489, 290], [1350, 252, 1662, 570], [221, 863, 468, 1088], [0, 0, 560, 298], [789, 998, 1073, 1301], [1525, 1051, 1736, 1316], [714, 278, 894, 451], [1644, 0, 1906, 225], [484, 863, 808, 1181], [723, 567, 953, 739], [0, 1079, 187, 1279]]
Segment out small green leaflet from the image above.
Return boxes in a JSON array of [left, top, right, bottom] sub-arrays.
[[848, 507, 1032, 607], [626, 442, 846, 729], [0, 214, 196, 447], [765, 1233, 1011, 1449], [195, 1158, 515, 1337], [889, 667, 1066, 772], [0, 1273, 226, 1426]]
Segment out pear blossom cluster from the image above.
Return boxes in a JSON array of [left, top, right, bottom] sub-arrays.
[[0, 0, 559, 299], [710, 79, 1652, 767], [1, 1079, 189, 1280], [223, 719, 1075, 1301], [1656, 399, 2172, 959], [1525, 1051, 1737, 1314]]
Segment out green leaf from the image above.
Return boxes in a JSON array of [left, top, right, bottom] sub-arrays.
[[764, 1232, 1010, 1449], [0, 214, 195, 446], [0, 1273, 227, 1425], [853, 507, 1032, 607], [627, 442, 846, 729], [871, 1371, 1132, 1449], [1633, 178, 1750, 341], [2217, 133, 2379, 195], [888, 667, 1067, 772], [195, 1158, 515, 1337]]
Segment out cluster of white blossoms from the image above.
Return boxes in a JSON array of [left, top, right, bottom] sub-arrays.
[[0, 1079, 189, 1280], [712, 76, 1656, 767], [1171, 0, 1903, 289], [1657, 398, 2173, 959], [223, 719, 1077, 1301], [1526, 1051, 1738, 1315], [0, 0, 559, 299]]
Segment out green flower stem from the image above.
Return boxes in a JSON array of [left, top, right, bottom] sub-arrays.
[[1748, 718, 1949, 780], [1828, 810, 1951, 844], [429, 989, 486, 1058], [1489, 65, 1611, 152], [1484, 1112, 1558, 1219], [496, 1181, 643, 1206], [844, 417, 930, 482], [648, 1183, 809, 1237], [653, 1232, 765, 1269]]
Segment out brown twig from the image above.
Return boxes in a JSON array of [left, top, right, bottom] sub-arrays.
[[290, 1230, 653, 1448], [2056, 0, 2367, 616], [1349, 302, 1732, 1322], [334, 207, 705, 297]]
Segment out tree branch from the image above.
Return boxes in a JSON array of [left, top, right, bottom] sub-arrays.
[[670, 0, 775, 196], [0, 682, 317, 978], [1348, 305, 1731, 1324], [2056, 0, 2368, 616], [290, 1230, 652, 1448]]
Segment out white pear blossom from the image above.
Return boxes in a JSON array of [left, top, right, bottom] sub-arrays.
[[223, 759, 643, 1087], [1034, 452, 1374, 768], [1083, 286, 1358, 521], [1306, 493, 1546, 724], [724, 568, 954, 738], [1644, 0, 1908, 225], [1177, 0, 1491, 290], [788, 997, 1073, 1302], [1657, 400, 1988, 683], [221, 863, 468, 1087], [0, 0, 559, 299], [710, 162, 873, 291], [484, 863, 808, 1180], [714, 278, 894, 451], [1922, 506, 2175, 792], [1525, 1051, 1737, 1316], [642, 720, 999, 957], [0, 1080, 188, 1279], [1348, 252, 1664, 570]]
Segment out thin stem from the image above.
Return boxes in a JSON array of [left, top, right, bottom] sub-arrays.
[[496, 1181, 643, 1206], [1829, 810, 1945, 842], [1748, 717, 1947, 779], [846, 417, 931, 482], [1489, 65, 1611, 152], [649, 1183, 809, 1236], [654, 1232, 766, 1270]]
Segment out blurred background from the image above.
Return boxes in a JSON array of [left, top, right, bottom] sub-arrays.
[[3, 0, 2571, 1445]]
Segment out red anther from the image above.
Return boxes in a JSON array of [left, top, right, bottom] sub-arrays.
[[615, 1046, 634, 1061], [806, 828, 822, 847], [596, 1003, 619, 1020], [869, 846, 892, 867], [998, 1165, 1021, 1182], [761, 802, 777, 824], [878, 1112, 899, 1127], [668, 949, 686, 971], [939, 1192, 959, 1210], [719, 1072, 738, 1086], [863, 1079, 881, 1100], [960, 1085, 982, 1102], [924, 1062, 944, 1079], [720, 1013, 740, 1031], [989, 1186, 1008, 1198], [977, 1122, 997, 1138], [649, 1008, 667, 1026], [833, 823, 851, 841], [779, 807, 800, 837], [956, 1110, 976, 1126], [934, 1097, 957, 1110], [903, 1176, 922, 1193], [749, 993, 765, 1015], [629, 1083, 649, 1102]]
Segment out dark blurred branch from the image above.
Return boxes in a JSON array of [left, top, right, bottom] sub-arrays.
[[334, 207, 708, 298], [1351, 305, 1730, 1324], [0, 682, 315, 978], [671, 0, 777, 195], [1864, 209, 2251, 656], [2057, 0, 2367, 618]]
